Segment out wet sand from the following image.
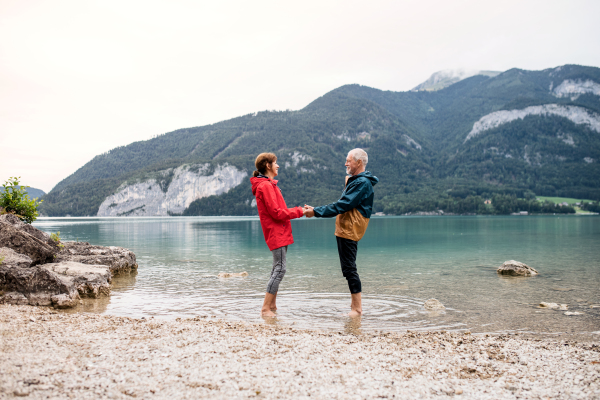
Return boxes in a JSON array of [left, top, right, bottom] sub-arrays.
[[1, 304, 599, 399]]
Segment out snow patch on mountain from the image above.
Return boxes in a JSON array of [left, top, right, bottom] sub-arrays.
[[465, 105, 600, 142], [97, 164, 247, 216]]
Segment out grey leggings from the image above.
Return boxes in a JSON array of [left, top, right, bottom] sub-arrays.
[[266, 246, 287, 294]]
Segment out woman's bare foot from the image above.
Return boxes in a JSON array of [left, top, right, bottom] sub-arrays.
[[261, 293, 277, 317], [348, 309, 362, 318], [261, 309, 276, 318]]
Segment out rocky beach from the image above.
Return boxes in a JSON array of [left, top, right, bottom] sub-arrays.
[[1, 304, 599, 399], [0, 213, 137, 308]]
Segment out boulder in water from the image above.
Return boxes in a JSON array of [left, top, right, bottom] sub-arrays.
[[539, 302, 568, 310], [497, 260, 538, 276], [424, 298, 445, 310], [218, 271, 249, 278]]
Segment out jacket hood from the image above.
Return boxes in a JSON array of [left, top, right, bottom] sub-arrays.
[[350, 171, 379, 186], [250, 176, 278, 195]]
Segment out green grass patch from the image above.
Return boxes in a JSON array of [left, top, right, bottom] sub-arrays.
[[536, 196, 594, 205], [574, 206, 596, 214]]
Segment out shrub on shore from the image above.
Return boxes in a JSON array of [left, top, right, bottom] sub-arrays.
[[0, 177, 43, 224]]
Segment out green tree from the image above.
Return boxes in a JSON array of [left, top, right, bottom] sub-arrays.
[[0, 177, 43, 223]]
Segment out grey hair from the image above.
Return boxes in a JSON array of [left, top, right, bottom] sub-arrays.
[[349, 148, 368, 166]]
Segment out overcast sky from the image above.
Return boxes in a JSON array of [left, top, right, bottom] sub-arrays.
[[1, 0, 599, 193]]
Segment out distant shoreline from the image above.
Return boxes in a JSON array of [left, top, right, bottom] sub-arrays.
[[35, 212, 599, 219]]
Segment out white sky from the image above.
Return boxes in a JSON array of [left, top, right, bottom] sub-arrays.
[[1, 0, 599, 193]]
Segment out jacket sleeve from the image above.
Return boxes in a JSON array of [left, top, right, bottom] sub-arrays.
[[257, 183, 304, 221], [313, 179, 369, 218]]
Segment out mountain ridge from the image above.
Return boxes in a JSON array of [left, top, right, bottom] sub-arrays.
[[40, 64, 600, 217]]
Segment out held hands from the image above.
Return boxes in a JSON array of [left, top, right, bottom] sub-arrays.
[[303, 205, 315, 218]]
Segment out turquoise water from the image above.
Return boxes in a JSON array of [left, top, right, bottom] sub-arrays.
[[33, 216, 600, 338]]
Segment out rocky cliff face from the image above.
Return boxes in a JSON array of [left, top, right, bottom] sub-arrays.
[[412, 69, 501, 91], [552, 79, 600, 100], [465, 104, 600, 142], [97, 163, 247, 216]]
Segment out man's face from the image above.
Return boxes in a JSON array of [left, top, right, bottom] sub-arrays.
[[345, 153, 361, 175]]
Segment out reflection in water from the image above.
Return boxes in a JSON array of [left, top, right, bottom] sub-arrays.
[[344, 316, 362, 335], [34, 216, 600, 339], [497, 274, 535, 286], [261, 315, 280, 326], [111, 272, 138, 291]]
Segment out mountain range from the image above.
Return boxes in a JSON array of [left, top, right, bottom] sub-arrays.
[[0, 186, 46, 200], [40, 64, 600, 217]]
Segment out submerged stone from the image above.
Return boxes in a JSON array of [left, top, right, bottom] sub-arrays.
[[497, 260, 538, 276], [424, 298, 445, 310], [218, 271, 249, 278]]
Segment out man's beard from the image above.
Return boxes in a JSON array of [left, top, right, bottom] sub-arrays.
[[346, 167, 351, 175]]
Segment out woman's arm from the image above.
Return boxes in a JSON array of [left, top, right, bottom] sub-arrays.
[[258, 183, 304, 221]]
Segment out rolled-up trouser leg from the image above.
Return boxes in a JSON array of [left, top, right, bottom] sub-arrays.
[[336, 236, 361, 294], [266, 246, 287, 294]]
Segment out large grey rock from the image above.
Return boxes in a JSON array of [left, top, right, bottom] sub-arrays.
[[42, 261, 111, 298], [0, 291, 29, 305], [0, 264, 80, 307], [50, 293, 79, 308], [0, 247, 33, 268], [497, 260, 538, 276], [0, 214, 59, 249], [0, 221, 57, 265], [56, 242, 137, 276]]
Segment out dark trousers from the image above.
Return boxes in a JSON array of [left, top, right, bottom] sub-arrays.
[[336, 236, 361, 294]]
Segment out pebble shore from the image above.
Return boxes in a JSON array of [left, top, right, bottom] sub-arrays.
[[1, 305, 598, 399]]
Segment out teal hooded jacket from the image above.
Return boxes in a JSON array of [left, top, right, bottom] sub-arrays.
[[313, 171, 379, 219]]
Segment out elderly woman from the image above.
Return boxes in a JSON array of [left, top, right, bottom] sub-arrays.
[[250, 152, 309, 317]]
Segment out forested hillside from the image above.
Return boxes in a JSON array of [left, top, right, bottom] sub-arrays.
[[0, 185, 45, 199], [40, 64, 600, 216]]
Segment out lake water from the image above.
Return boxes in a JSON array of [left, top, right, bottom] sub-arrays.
[[33, 216, 600, 339]]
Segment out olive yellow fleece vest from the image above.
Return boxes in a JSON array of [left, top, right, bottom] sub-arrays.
[[334, 208, 370, 242]]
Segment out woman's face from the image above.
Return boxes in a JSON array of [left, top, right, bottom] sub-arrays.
[[267, 160, 279, 177]]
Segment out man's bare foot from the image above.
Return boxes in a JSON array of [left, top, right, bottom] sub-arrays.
[[349, 293, 362, 318], [261, 309, 276, 318], [270, 307, 277, 311]]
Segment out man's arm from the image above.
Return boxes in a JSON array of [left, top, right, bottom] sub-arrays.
[[311, 179, 369, 218]]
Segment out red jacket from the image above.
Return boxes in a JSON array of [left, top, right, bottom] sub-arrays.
[[251, 176, 304, 251]]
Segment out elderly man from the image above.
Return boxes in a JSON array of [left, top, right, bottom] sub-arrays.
[[304, 148, 378, 317]]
